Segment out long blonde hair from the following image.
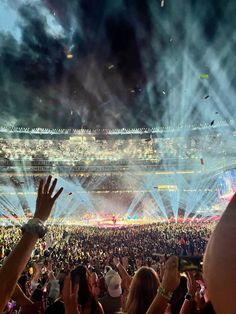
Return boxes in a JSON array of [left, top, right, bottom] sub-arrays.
[[125, 267, 160, 314]]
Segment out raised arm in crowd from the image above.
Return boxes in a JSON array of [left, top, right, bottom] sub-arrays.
[[0, 175, 236, 314], [0, 176, 63, 312]]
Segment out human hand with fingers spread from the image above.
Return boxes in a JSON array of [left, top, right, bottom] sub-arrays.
[[0, 175, 64, 313], [34, 175, 63, 222]]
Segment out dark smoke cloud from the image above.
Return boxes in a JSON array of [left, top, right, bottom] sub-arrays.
[[0, 0, 232, 129]]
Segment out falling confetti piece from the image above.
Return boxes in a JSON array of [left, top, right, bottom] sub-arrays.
[[215, 112, 219, 114], [145, 138, 152, 142], [162, 90, 166, 95], [200, 158, 204, 165], [67, 53, 73, 59], [69, 192, 72, 195], [108, 64, 114, 70], [210, 120, 214, 126], [130, 89, 135, 93], [161, 0, 165, 7], [204, 95, 209, 99], [200, 73, 209, 79]]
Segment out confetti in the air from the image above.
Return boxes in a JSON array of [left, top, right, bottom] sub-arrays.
[[204, 95, 209, 99], [66, 53, 73, 59], [108, 64, 114, 70], [200, 74, 209, 79], [210, 120, 215, 126], [161, 0, 165, 7]]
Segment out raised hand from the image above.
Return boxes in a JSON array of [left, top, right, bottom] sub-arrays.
[[62, 275, 80, 314], [113, 256, 120, 267], [186, 271, 197, 296], [160, 255, 166, 263], [161, 256, 180, 293], [47, 258, 53, 272], [135, 257, 142, 269], [33, 262, 42, 274], [34, 176, 63, 222], [122, 256, 129, 269]]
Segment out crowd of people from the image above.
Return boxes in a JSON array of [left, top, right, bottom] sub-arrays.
[[0, 137, 155, 163], [0, 222, 212, 277], [0, 176, 235, 313], [0, 131, 225, 165]]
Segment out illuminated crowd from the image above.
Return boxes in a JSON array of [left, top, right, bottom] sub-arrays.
[[0, 222, 213, 268], [0, 132, 225, 165], [0, 221, 216, 313]]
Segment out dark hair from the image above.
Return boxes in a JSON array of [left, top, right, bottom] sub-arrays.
[[31, 288, 43, 302], [170, 276, 188, 314], [18, 274, 28, 294], [71, 265, 98, 312], [201, 302, 216, 314]]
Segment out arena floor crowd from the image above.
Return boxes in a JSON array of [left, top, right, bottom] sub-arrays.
[[0, 176, 234, 314]]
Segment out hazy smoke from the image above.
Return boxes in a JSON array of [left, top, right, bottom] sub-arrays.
[[0, 0, 235, 129]]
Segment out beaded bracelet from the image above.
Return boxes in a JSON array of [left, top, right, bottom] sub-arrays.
[[157, 286, 173, 302]]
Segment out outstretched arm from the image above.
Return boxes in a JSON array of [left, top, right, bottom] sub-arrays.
[[11, 284, 33, 306], [179, 272, 197, 314], [146, 256, 180, 314], [0, 176, 63, 312], [113, 257, 132, 289], [203, 193, 236, 314]]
